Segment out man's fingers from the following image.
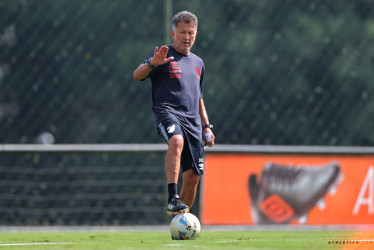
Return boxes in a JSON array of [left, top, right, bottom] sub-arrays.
[[208, 134, 215, 147], [165, 56, 174, 63], [154, 45, 168, 58], [160, 45, 169, 52], [151, 46, 173, 66]]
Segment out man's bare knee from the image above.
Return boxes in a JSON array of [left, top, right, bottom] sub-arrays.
[[168, 135, 184, 153]]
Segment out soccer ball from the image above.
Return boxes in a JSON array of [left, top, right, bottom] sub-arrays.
[[170, 213, 201, 240]]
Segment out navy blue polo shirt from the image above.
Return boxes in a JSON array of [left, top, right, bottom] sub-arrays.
[[142, 46, 205, 141]]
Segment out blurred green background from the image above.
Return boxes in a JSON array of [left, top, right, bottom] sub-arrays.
[[2, 0, 374, 146], [2, 0, 374, 226]]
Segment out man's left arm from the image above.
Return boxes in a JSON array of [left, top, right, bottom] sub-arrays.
[[199, 98, 215, 147]]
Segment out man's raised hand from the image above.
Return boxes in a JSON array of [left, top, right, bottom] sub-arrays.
[[151, 45, 174, 66]]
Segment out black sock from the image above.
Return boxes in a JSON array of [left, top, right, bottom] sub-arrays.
[[168, 183, 178, 201]]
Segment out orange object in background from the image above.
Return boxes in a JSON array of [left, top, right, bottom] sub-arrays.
[[201, 154, 374, 225]]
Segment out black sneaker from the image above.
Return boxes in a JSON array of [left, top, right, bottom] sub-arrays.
[[248, 161, 343, 224], [167, 195, 189, 215]]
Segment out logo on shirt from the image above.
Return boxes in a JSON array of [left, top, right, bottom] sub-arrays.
[[195, 66, 201, 80], [169, 61, 182, 79]]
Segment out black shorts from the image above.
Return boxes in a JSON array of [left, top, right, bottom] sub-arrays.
[[157, 119, 204, 175]]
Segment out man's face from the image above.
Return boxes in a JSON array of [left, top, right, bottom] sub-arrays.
[[170, 21, 197, 55]]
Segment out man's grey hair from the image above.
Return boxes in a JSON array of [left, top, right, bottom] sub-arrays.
[[171, 11, 198, 31]]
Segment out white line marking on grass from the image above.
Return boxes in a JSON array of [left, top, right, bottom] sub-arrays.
[[164, 243, 184, 247], [213, 240, 242, 243], [164, 243, 209, 248], [0, 242, 74, 246]]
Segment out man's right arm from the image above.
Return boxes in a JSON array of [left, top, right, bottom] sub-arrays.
[[133, 60, 154, 81]]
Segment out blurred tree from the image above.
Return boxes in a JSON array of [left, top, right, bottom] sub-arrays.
[[0, 0, 374, 145]]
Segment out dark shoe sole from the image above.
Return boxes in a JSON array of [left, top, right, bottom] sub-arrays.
[[167, 207, 189, 216]]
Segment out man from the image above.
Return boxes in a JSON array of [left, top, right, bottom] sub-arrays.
[[133, 11, 215, 215]]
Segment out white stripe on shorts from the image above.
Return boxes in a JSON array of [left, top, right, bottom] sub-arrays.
[[158, 123, 169, 143]]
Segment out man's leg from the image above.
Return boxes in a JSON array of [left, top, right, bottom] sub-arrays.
[[165, 134, 189, 215], [180, 169, 200, 209], [165, 134, 184, 184]]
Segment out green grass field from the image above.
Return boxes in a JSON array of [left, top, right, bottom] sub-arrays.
[[0, 228, 371, 249]]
